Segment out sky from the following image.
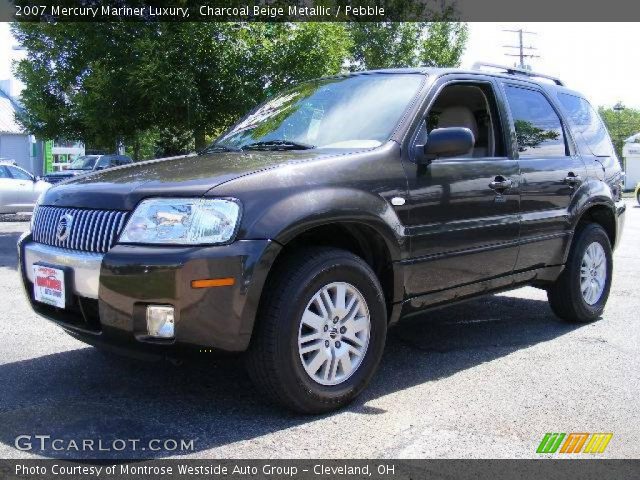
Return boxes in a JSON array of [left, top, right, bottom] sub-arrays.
[[1, 22, 639, 108], [460, 22, 640, 109]]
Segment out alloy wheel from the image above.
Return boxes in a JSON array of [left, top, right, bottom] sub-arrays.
[[580, 242, 607, 305], [297, 282, 371, 386]]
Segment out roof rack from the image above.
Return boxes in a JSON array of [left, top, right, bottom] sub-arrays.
[[471, 62, 565, 86]]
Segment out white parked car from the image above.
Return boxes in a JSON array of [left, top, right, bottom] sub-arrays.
[[0, 162, 51, 214]]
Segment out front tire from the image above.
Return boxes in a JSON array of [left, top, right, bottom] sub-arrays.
[[547, 223, 613, 323], [246, 247, 387, 414]]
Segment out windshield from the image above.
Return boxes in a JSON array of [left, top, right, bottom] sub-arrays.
[[213, 74, 424, 151], [69, 155, 100, 170]]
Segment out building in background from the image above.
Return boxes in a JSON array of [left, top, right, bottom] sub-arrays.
[[0, 78, 40, 173], [0, 79, 84, 175], [50, 140, 85, 172], [623, 133, 640, 190]]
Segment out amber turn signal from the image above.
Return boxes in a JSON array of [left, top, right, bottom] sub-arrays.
[[191, 277, 235, 289]]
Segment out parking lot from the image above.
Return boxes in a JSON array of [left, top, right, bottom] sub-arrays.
[[0, 201, 638, 460]]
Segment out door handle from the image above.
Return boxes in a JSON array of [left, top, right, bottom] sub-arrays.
[[564, 172, 582, 186], [489, 176, 513, 192]]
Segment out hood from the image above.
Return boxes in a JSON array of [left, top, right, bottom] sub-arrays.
[[41, 150, 331, 210]]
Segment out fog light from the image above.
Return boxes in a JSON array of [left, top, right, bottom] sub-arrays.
[[146, 305, 175, 338]]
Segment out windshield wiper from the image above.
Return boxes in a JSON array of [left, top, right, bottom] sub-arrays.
[[242, 140, 316, 151], [199, 144, 243, 154]]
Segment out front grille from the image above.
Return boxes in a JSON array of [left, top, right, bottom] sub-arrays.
[[32, 206, 128, 253]]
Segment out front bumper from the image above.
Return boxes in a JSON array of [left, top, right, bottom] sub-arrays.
[[19, 233, 281, 356]]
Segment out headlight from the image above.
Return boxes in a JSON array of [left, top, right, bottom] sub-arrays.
[[119, 198, 241, 245]]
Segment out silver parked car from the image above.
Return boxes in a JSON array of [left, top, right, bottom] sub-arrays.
[[0, 162, 51, 214]]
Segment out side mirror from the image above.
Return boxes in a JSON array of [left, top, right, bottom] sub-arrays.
[[418, 127, 475, 164], [34, 176, 40, 182]]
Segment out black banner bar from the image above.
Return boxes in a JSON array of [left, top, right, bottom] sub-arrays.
[[1, 459, 640, 480], [3, 0, 640, 22]]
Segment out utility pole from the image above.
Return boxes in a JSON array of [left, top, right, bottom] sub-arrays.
[[503, 28, 539, 70]]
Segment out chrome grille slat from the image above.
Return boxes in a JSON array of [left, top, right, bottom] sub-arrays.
[[70, 210, 81, 250], [113, 214, 126, 248], [39, 207, 49, 244], [102, 211, 116, 253], [84, 211, 98, 252], [45, 208, 56, 245], [31, 206, 128, 254], [94, 211, 105, 253], [73, 210, 86, 250]]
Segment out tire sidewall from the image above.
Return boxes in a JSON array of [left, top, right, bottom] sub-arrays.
[[275, 255, 387, 408], [568, 224, 613, 320]]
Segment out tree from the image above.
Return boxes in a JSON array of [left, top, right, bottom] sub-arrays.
[[13, 23, 161, 153], [598, 105, 640, 160], [348, 22, 468, 70], [12, 21, 468, 159], [513, 120, 559, 152]]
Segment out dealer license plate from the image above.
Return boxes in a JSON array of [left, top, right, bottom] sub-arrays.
[[33, 264, 66, 308]]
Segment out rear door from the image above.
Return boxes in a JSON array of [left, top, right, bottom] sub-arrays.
[[500, 82, 587, 270]]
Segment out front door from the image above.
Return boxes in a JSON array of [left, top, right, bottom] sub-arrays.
[[402, 78, 521, 297], [0, 166, 25, 212], [6, 165, 37, 209]]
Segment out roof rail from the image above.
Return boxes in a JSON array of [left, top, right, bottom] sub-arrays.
[[471, 62, 565, 86]]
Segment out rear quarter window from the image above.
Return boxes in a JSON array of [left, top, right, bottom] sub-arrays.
[[557, 93, 615, 157]]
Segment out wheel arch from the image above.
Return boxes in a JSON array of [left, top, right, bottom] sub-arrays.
[[572, 201, 617, 249]]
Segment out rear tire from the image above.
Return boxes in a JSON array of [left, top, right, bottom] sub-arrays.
[[547, 223, 612, 323], [246, 247, 387, 414]]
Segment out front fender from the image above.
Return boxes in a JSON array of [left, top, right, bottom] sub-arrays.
[[245, 187, 406, 262]]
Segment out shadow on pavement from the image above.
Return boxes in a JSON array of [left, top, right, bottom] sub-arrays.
[[0, 294, 586, 459]]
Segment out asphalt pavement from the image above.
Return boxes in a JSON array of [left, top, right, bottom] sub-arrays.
[[0, 201, 638, 459]]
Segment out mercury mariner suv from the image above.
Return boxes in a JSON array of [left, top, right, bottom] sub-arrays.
[[18, 64, 626, 413]]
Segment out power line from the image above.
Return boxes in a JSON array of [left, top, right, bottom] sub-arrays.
[[502, 28, 539, 70]]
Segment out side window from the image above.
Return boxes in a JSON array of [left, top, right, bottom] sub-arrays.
[[118, 155, 132, 165], [96, 156, 110, 168], [504, 86, 568, 158], [557, 93, 615, 157], [8, 166, 33, 180], [417, 82, 505, 158], [0, 166, 10, 179]]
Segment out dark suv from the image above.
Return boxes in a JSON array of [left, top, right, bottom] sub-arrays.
[[18, 65, 625, 413], [44, 154, 133, 184]]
